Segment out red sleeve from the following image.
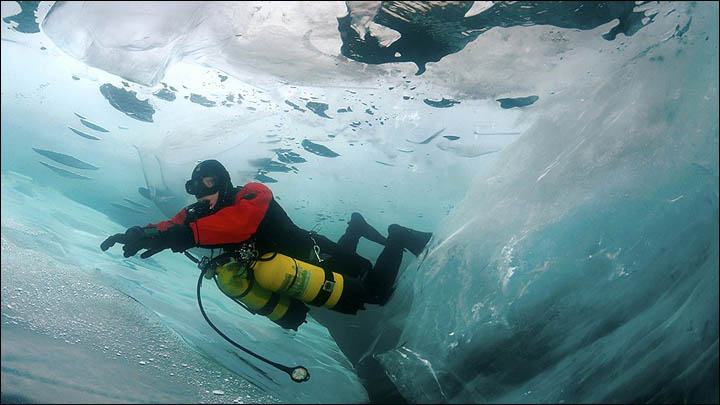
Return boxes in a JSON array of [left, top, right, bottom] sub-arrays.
[[189, 182, 273, 246], [147, 209, 188, 232]]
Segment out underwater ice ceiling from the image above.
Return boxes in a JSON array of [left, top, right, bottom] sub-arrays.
[[1, 1, 717, 404]]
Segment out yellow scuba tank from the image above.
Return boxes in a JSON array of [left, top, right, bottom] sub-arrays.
[[214, 261, 308, 330], [251, 253, 365, 314]]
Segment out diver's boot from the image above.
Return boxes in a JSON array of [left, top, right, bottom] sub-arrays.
[[347, 213, 387, 245], [338, 213, 386, 254], [387, 224, 432, 257], [363, 224, 430, 306], [352, 212, 387, 245]]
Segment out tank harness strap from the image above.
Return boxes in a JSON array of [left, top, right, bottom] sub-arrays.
[[232, 298, 257, 314], [218, 242, 259, 301], [285, 257, 300, 293], [309, 267, 335, 307], [234, 268, 255, 299], [213, 269, 256, 314], [256, 292, 281, 316], [256, 252, 278, 261], [211, 252, 234, 267]]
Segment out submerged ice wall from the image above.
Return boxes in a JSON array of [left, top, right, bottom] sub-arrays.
[[375, 3, 719, 403]]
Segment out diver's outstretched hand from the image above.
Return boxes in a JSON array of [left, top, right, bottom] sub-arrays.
[[100, 225, 195, 258], [100, 226, 159, 257], [101, 226, 144, 252]]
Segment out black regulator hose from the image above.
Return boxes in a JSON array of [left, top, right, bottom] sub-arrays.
[[187, 251, 310, 383]]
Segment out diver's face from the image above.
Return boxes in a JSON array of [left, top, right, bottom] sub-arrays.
[[198, 177, 219, 209]]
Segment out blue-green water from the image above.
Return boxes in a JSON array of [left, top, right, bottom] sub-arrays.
[[2, 1, 718, 403]]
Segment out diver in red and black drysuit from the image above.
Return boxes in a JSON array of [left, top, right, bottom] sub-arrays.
[[101, 159, 432, 310]]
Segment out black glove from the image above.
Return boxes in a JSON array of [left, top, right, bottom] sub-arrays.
[[101, 225, 195, 259], [100, 226, 148, 253]]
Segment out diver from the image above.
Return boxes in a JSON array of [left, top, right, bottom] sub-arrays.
[[100, 159, 432, 314]]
